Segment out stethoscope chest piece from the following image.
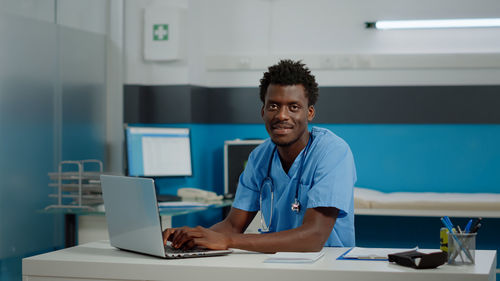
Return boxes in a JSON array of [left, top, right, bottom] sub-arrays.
[[291, 198, 301, 213]]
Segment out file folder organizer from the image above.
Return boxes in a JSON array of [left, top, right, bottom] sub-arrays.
[[46, 159, 103, 210]]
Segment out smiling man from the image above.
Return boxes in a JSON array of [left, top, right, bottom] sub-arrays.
[[163, 59, 357, 252]]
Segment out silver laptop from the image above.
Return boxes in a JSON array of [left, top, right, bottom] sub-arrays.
[[100, 175, 232, 258]]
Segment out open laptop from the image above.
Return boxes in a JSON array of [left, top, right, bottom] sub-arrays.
[[100, 175, 232, 258]]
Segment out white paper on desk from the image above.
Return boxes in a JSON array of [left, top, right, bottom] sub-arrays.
[[264, 251, 325, 263], [157, 201, 209, 209], [342, 247, 418, 260]]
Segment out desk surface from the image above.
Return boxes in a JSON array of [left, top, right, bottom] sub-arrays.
[[23, 241, 497, 281]]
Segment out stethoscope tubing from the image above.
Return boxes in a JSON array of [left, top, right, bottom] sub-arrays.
[[259, 134, 313, 233]]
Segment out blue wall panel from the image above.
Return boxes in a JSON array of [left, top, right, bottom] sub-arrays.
[[323, 124, 500, 193], [130, 123, 500, 235], [139, 123, 500, 195]]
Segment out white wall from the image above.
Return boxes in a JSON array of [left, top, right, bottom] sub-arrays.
[[0, 0, 55, 22], [124, 0, 190, 85], [57, 0, 107, 34], [124, 0, 500, 87]]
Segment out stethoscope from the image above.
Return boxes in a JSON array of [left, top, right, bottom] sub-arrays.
[[259, 135, 312, 233]]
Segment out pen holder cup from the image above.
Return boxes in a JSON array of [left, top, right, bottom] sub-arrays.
[[447, 232, 476, 265]]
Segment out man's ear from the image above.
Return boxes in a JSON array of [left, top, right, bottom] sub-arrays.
[[307, 105, 315, 122], [261, 105, 265, 119]]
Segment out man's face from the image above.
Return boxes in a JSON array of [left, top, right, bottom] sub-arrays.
[[261, 84, 315, 147]]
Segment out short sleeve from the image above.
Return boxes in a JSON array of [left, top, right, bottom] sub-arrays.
[[306, 140, 356, 218]]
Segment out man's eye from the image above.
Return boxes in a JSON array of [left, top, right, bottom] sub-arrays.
[[268, 104, 278, 110], [290, 105, 300, 111]]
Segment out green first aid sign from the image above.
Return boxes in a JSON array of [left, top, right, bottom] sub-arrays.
[[153, 24, 168, 41]]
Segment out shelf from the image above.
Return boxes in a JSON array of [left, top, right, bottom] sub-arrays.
[[48, 172, 101, 181], [48, 183, 101, 192], [49, 194, 102, 199], [40, 200, 233, 217]]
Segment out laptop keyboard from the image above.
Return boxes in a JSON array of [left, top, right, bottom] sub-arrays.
[[164, 245, 209, 253]]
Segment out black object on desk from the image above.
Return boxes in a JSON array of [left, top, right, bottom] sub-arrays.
[[157, 194, 182, 202], [388, 250, 447, 269]]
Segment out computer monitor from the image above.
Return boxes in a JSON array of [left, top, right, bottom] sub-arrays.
[[125, 126, 192, 177], [224, 139, 264, 195]]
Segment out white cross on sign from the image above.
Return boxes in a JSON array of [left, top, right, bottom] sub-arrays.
[[153, 24, 168, 41]]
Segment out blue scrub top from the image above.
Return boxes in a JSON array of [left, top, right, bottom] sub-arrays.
[[232, 126, 356, 247]]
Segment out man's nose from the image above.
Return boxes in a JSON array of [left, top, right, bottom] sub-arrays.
[[276, 106, 289, 120]]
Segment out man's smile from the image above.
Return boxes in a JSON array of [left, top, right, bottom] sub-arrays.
[[271, 123, 294, 134]]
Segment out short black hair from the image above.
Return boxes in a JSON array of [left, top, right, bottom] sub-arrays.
[[259, 59, 319, 106]]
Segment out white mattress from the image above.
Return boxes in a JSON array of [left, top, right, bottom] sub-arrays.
[[354, 187, 500, 211]]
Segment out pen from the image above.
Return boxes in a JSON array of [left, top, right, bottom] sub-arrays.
[[464, 219, 473, 233], [470, 223, 482, 233], [443, 216, 453, 229], [470, 218, 482, 232]]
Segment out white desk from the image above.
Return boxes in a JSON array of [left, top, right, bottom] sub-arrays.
[[23, 241, 496, 281]]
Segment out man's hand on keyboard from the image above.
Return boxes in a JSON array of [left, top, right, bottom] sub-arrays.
[[163, 226, 230, 250]]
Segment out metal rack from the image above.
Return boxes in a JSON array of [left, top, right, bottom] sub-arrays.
[[45, 159, 103, 210]]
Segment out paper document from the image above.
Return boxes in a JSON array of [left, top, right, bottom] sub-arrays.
[[264, 251, 325, 263], [142, 135, 192, 176], [340, 247, 418, 260]]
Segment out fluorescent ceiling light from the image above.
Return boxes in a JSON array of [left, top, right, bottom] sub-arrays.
[[366, 18, 500, 30]]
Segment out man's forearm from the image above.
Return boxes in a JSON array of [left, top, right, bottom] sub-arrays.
[[209, 207, 257, 234], [168, 207, 336, 252], [226, 226, 325, 253], [225, 207, 337, 252], [209, 220, 236, 233]]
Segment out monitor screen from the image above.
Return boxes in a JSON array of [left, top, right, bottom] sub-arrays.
[[125, 126, 192, 177], [224, 139, 264, 195]]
